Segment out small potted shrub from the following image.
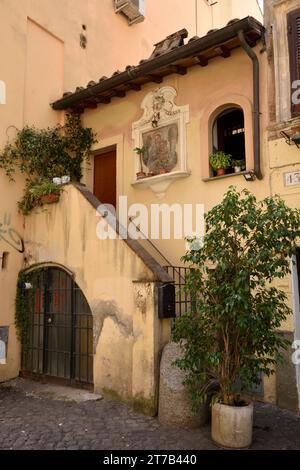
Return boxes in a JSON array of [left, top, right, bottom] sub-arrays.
[[18, 179, 62, 215], [209, 151, 232, 176], [232, 159, 246, 173], [173, 187, 300, 449], [133, 147, 146, 179]]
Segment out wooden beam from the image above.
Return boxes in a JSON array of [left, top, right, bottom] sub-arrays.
[[111, 90, 126, 98], [146, 74, 163, 84], [196, 55, 208, 67], [245, 36, 257, 48], [127, 82, 141, 91], [214, 45, 231, 58], [83, 101, 98, 109], [96, 96, 111, 104], [72, 106, 85, 114], [169, 65, 187, 75]]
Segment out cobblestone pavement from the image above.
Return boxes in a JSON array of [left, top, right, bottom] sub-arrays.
[[0, 384, 300, 450]]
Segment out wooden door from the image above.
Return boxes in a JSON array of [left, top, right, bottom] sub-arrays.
[[94, 151, 116, 208]]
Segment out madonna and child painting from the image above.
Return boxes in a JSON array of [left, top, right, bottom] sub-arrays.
[[142, 122, 178, 174]]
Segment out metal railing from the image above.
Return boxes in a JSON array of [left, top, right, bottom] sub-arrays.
[[163, 266, 193, 317]]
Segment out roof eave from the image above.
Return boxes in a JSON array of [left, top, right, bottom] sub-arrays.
[[51, 16, 265, 111]]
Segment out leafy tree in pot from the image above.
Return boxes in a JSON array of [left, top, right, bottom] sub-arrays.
[[173, 187, 300, 409]]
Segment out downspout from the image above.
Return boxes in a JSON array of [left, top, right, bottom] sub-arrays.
[[238, 30, 263, 180]]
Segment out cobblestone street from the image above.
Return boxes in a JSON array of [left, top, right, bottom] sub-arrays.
[[0, 381, 300, 450]]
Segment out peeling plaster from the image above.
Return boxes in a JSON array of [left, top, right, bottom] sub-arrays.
[[90, 299, 132, 353]]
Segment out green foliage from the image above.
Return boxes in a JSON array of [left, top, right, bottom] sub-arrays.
[[133, 146, 145, 172], [232, 159, 246, 168], [0, 113, 96, 182], [18, 179, 62, 215], [173, 187, 300, 407], [15, 272, 33, 347], [0, 113, 96, 215], [209, 151, 232, 170], [133, 146, 145, 155]]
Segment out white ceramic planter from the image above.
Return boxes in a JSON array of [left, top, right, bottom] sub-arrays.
[[52, 177, 62, 185], [211, 402, 253, 449], [234, 166, 242, 173], [61, 175, 71, 184]]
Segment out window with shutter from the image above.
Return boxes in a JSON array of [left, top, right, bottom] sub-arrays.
[[288, 9, 300, 115]]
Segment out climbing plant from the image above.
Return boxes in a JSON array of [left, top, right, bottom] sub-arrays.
[[0, 113, 97, 214], [15, 272, 34, 348], [0, 113, 96, 181]]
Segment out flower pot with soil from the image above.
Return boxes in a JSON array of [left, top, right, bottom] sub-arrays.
[[232, 159, 246, 173], [212, 402, 253, 449], [136, 171, 146, 179], [209, 151, 232, 176], [18, 179, 62, 215], [40, 193, 60, 204]]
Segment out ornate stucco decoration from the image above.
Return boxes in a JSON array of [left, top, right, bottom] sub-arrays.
[[132, 86, 190, 198]]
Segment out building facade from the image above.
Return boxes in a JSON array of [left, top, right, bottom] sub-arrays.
[[5, 0, 300, 417], [0, 0, 262, 386], [264, 0, 300, 411]]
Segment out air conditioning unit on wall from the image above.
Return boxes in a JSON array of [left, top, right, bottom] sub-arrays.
[[115, 0, 145, 25]]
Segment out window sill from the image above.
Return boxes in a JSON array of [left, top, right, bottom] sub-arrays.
[[202, 170, 249, 182], [132, 170, 190, 198]]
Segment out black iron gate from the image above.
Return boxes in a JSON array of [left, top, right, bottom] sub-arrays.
[[22, 268, 93, 386]]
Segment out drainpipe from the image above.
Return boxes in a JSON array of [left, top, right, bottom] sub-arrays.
[[238, 30, 263, 180]]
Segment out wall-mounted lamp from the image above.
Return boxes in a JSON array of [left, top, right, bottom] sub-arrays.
[[280, 130, 300, 149], [243, 170, 256, 182]]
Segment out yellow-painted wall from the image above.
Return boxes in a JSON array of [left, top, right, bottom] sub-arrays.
[[0, 0, 262, 384], [22, 184, 170, 414], [82, 45, 268, 265]]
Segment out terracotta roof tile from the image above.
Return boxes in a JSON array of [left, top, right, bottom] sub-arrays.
[[52, 17, 265, 111]]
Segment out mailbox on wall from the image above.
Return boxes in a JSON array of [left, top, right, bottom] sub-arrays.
[[158, 283, 176, 319]]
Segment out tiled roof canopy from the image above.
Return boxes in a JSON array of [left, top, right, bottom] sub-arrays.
[[51, 16, 264, 113]]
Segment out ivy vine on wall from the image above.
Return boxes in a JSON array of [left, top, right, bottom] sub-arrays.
[[15, 271, 34, 349], [0, 113, 97, 214]]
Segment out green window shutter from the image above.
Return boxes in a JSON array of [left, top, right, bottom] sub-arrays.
[[288, 8, 300, 115]]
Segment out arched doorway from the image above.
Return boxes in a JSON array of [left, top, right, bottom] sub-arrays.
[[21, 267, 93, 387]]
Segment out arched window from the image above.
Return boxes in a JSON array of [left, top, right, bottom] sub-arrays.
[[211, 107, 246, 176]]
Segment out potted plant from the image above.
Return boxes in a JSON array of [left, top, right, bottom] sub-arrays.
[[133, 147, 146, 179], [159, 167, 168, 175], [232, 159, 246, 173], [209, 151, 232, 176], [173, 187, 300, 449], [18, 179, 62, 215]]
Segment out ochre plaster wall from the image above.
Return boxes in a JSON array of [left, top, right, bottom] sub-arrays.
[[22, 184, 170, 414]]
